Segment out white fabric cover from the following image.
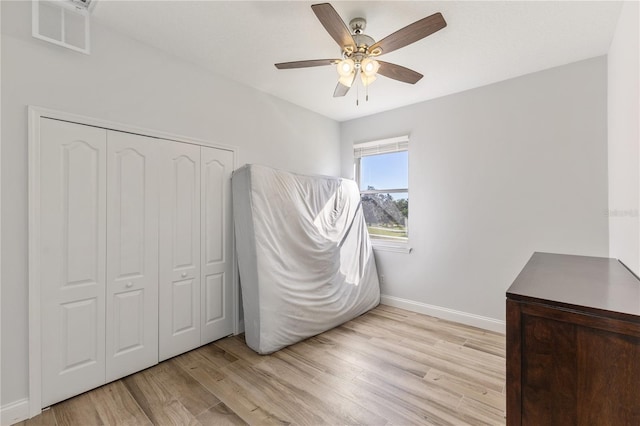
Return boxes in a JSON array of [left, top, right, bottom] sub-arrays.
[[232, 164, 380, 354]]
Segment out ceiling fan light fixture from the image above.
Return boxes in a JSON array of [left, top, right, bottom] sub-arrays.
[[361, 73, 377, 87], [276, 3, 447, 99], [361, 58, 380, 77], [338, 74, 355, 87], [337, 58, 355, 77]]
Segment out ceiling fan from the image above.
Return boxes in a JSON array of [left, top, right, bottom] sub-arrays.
[[275, 3, 447, 98]]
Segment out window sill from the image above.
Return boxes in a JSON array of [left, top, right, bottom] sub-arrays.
[[371, 242, 412, 254]]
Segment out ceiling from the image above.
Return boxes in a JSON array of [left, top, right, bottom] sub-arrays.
[[92, 1, 623, 122]]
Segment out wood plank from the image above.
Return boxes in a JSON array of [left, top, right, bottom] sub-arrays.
[[393, 338, 505, 392], [281, 340, 363, 381], [50, 391, 104, 426], [311, 368, 438, 426], [182, 358, 280, 425], [160, 359, 222, 416], [220, 359, 329, 425], [435, 339, 505, 369], [312, 331, 428, 378], [377, 303, 417, 316], [22, 306, 506, 426], [90, 381, 152, 425], [425, 369, 505, 413], [458, 395, 506, 425], [353, 365, 495, 426], [213, 335, 266, 365], [253, 355, 388, 425], [195, 403, 248, 426], [193, 343, 240, 369], [464, 336, 507, 358], [173, 348, 228, 384], [402, 315, 494, 344], [354, 312, 453, 345], [122, 364, 205, 424]]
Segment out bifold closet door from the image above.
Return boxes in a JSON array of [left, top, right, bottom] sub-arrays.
[[40, 119, 107, 407], [201, 147, 234, 342], [105, 131, 159, 382], [36, 117, 236, 408], [158, 141, 202, 361]]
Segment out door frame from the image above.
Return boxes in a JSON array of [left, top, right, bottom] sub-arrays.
[[28, 105, 240, 417]]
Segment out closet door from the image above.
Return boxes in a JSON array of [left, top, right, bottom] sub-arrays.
[[105, 131, 159, 381], [201, 147, 235, 342], [158, 141, 201, 361], [40, 119, 107, 407]]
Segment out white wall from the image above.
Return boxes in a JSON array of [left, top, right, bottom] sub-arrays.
[[608, 1, 640, 275], [341, 57, 609, 326], [1, 0, 340, 408]]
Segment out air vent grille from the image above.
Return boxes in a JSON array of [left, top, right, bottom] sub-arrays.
[[32, 0, 91, 54], [69, 0, 96, 12]]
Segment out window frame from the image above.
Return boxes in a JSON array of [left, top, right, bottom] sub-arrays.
[[354, 135, 411, 253]]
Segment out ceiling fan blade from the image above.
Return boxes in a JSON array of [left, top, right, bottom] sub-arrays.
[[311, 3, 356, 51], [377, 61, 423, 84], [333, 82, 351, 97], [333, 71, 356, 97], [370, 12, 446, 56], [275, 59, 340, 69]]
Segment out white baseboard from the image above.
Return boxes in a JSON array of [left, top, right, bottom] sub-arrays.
[[380, 294, 506, 334], [1, 398, 29, 426]]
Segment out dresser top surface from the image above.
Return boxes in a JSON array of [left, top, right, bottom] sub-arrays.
[[507, 252, 640, 317]]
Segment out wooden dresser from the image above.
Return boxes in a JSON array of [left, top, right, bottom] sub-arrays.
[[506, 252, 640, 425]]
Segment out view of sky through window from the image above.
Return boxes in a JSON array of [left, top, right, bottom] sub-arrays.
[[360, 151, 408, 195]]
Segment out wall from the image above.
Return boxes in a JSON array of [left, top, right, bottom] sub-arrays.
[[341, 57, 609, 328], [608, 1, 640, 275], [1, 0, 340, 410]]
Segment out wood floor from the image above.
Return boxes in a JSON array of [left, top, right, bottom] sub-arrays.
[[20, 305, 506, 426]]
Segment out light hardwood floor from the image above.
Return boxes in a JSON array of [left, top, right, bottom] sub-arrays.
[[20, 305, 506, 425]]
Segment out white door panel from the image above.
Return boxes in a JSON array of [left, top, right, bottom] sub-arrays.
[[36, 116, 236, 410], [158, 141, 201, 361], [201, 147, 234, 342], [40, 118, 107, 407], [204, 273, 225, 324], [112, 289, 145, 354], [106, 131, 159, 381]]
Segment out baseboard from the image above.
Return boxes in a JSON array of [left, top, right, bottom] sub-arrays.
[[1, 398, 29, 426], [380, 294, 506, 334]]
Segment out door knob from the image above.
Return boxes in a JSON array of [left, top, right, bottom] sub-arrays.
[[181, 272, 187, 278], [126, 282, 133, 288]]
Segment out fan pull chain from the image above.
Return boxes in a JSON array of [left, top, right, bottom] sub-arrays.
[[356, 79, 359, 106]]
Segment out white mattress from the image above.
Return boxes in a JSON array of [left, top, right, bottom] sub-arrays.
[[232, 164, 380, 354]]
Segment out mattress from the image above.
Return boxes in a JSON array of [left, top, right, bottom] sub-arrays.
[[232, 164, 380, 354]]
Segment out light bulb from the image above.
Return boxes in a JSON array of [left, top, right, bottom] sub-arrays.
[[361, 58, 380, 77], [361, 73, 377, 87], [337, 59, 355, 77]]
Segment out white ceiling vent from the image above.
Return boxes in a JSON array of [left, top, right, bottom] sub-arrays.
[[69, 0, 96, 13], [32, 0, 93, 54]]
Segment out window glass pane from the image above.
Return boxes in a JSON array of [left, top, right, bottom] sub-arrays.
[[360, 151, 408, 191], [361, 192, 408, 241]]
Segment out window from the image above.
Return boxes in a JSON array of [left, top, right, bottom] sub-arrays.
[[354, 136, 409, 249]]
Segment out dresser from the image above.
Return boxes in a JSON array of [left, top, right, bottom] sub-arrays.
[[506, 252, 640, 425]]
